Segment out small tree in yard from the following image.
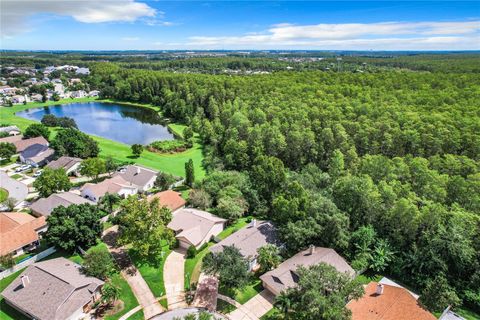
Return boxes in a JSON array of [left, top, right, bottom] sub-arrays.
[[0, 254, 15, 269], [98, 192, 121, 214], [154, 172, 177, 191], [82, 246, 116, 280], [131, 144, 143, 157], [202, 245, 249, 290], [0, 142, 16, 160], [257, 244, 282, 273], [24, 123, 50, 140], [80, 157, 106, 181], [188, 189, 212, 210], [101, 281, 121, 307], [46, 203, 102, 252], [186, 245, 197, 258], [33, 167, 72, 198], [185, 159, 195, 186]]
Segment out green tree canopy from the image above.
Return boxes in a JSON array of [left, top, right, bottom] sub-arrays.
[[33, 167, 72, 198]]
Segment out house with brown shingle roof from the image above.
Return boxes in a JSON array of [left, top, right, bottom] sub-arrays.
[[168, 208, 226, 249], [347, 281, 436, 320], [80, 175, 137, 203], [149, 190, 186, 212], [113, 165, 157, 192], [0, 212, 47, 256], [30, 192, 94, 217], [1, 257, 104, 320], [46, 156, 82, 176], [210, 220, 280, 271], [260, 246, 355, 296], [0, 135, 49, 153]]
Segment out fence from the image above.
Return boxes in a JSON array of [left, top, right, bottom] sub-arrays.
[[0, 246, 56, 279]]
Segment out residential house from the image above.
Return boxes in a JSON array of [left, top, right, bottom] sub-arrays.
[[0, 171, 28, 205], [88, 90, 100, 97], [1, 257, 104, 320], [113, 165, 157, 192], [0, 125, 21, 136], [75, 67, 90, 75], [168, 208, 226, 249], [30, 93, 43, 102], [347, 281, 436, 320], [0, 135, 49, 153], [31, 192, 94, 217], [439, 306, 466, 320], [210, 220, 279, 271], [46, 156, 82, 176], [0, 212, 47, 257], [70, 90, 86, 98], [260, 246, 355, 296], [148, 190, 186, 212], [19, 144, 55, 167], [81, 175, 137, 203], [11, 95, 26, 104], [54, 83, 65, 95]]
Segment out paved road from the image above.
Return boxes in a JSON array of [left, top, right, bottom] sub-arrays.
[[163, 248, 187, 310], [102, 226, 164, 319]]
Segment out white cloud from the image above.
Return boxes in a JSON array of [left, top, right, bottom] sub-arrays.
[[1, 0, 156, 37], [187, 20, 480, 50]]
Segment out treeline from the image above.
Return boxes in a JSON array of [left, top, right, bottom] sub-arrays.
[[89, 60, 480, 313]]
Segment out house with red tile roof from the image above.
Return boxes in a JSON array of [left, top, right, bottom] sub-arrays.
[[0, 212, 47, 257], [347, 281, 436, 320], [149, 190, 186, 212]]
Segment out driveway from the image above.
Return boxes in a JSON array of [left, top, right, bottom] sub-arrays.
[[163, 248, 187, 309], [102, 226, 164, 319], [227, 290, 274, 320]]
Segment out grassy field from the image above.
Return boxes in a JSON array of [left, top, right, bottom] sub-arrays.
[[0, 98, 206, 180]]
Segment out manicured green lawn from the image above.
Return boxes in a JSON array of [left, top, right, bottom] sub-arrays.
[[129, 245, 171, 298], [260, 307, 281, 320], [219, 277, 263, 305], [0, 98, 206, 180], [217, 217, 251, 240], [104, 273, 140, 320], [184, 242, 214, 290], [0, 187, 8, 202], [10, 174, 22, 180], [0, 269, 29, 320], [217, 299, 236, 314], [128, 309, 144, 320]]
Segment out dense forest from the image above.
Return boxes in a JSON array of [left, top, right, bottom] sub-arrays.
[[86, 55, 480, 313], [3, 52, 479, 313]]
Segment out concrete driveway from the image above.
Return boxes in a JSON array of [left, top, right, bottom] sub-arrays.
[[163, 248, 187, 309], [228, 290, 274, 320]]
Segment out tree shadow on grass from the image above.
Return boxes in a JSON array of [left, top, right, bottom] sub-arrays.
[[0, 299, 29, 320]]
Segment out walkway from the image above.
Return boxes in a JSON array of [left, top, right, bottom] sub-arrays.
[[222, 290, 274, 320], [163, 248, 187, 309], [102, 226, 164, 319]]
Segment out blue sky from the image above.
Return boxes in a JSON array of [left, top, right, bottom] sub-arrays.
[[1, 1, 479, 50]]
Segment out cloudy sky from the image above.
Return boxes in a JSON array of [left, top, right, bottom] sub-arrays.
[[1, 0, 479, 50]]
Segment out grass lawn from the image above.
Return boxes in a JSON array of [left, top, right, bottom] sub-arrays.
[[216, 299, 236, 314], [184, 242, 214, 290], [217, 217, 251, 240], [104, 273, 140, 320], [129, 244, 171, 298], [0, 187, 8, 202], [260, 307, 281, 320], [355, 273, 382, 285], [10, 174, 22, 180], [0, 98, 206, 180], [0, 155, 18, 167], [219, 277, 263, 305], [0, 269, 29, 320], [128, 309, 144, 320]]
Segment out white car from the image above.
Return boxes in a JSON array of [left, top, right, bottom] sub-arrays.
[[33, 170, 43, 177], [15, 165, 31, 172]]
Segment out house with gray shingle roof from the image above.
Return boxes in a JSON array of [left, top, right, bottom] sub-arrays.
[[30, 192, 95, 217], [113, 164, 158, 192], [20, 144, 55, 167], [210, 220, 280, 271], [46, 156, 82, 176], [260, 246, 355, 296], [1, 257, 104, 320]]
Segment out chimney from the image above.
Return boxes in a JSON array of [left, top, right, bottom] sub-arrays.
[[251, 219, 257, 227], [376, 283, 384, 295], [135, 166, 141, 175], [309, 245, 315, 255], [21, 275, 30, 288]]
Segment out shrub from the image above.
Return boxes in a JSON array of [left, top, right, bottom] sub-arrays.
[[186, 245, 197, 258], [149, 140, 189, 153]]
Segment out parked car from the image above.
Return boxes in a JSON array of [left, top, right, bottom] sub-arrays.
[[15, 165, 31, 172], [33, 170, 43, 177]]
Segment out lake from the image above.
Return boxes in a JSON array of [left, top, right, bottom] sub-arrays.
[[17, 102, 175, 145]]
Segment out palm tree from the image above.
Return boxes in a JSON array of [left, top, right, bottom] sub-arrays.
[[274, 292, 292, 318], [101, 281, 120, 307]]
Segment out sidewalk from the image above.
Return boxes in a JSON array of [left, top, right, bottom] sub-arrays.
[[102, 226, 164, 319]]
